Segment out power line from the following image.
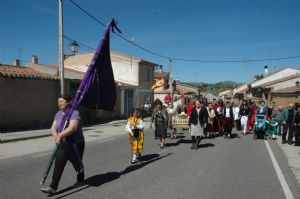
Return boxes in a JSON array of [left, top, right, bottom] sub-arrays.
[[70, 0, 170, 59], [70, 0, 106, 27], [63, 35, 140, 63], [69, 0, 300, 63], [173, 55, 300, 63]]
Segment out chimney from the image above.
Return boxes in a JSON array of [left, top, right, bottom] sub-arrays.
[[32, 55, 38, 64], [264, 65, 268, 77], [12, 59, 20, 67], [159, 65, 163, 73]]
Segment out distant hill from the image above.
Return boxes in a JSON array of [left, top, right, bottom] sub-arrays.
[[182, 81, 242, 96]]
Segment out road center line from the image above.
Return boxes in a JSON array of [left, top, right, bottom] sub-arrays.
[[264, 140, 294, 199]]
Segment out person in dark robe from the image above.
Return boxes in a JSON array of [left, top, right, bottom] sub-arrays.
[[223, 101, 234, 139], [150, 104, 167, 148]]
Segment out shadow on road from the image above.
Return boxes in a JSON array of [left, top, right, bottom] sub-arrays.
[[52, 153, 172, 199], [164, 136, 215, 150], [198, 143, 215, 148], [230, 133, 240, 139]]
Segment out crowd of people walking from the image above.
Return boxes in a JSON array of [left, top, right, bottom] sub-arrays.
[[41, 94, 300, 194], [145, 94, 300, 152]]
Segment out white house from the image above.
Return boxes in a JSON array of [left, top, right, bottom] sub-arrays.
[[29, 51, 158, 117], [64, 51, 157, 116], [250, 66, 300, 105]]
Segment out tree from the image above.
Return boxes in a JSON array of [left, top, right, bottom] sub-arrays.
[[253, 74, 263, 81]]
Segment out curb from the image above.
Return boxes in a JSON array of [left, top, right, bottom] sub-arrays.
[[0, 133, 50, 144], [0, 118, 151, 144]]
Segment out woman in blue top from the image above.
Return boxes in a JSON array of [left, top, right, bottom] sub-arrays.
[[41, 95, 85, 195]]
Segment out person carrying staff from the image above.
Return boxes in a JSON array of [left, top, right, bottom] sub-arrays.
[[41, 95, 85, 195]]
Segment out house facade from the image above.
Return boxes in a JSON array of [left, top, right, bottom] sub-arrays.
[[250, 66, 300, 106], [30, 51, 157, 118], [0, 64, 59, 132], [219, 89, 233, 101]]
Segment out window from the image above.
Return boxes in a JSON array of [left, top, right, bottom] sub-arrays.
[[144, 68, 151, 81]]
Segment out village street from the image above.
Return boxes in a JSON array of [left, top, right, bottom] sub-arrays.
[[1, 120, 300, 199], [1, 2, 300, 199]]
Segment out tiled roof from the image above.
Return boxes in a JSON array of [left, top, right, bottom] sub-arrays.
[[259, 74, 300, 88], [0, 64, 57, 80], [64, 51, 157, 67], [252, 66, 300, 88], [233, 84, 248, 94], [219, 89, 233, 96], [268, 66, 300, 76], [154, 71, 169, 79]]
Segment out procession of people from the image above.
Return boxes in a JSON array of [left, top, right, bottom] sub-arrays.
[[41, 93, 300, 195], [147, 93, 300, 151]]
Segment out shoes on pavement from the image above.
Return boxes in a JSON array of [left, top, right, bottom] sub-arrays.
[[77, 170, 85, 183], [288, 141, 293, 145], [41, 186, 56, 195], [73, 181, 85, 188], [136, 153, 141, 160], [281, 140, 286, 144]]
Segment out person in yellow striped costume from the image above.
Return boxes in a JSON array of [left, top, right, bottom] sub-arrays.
[[126, 108, 145, 164]]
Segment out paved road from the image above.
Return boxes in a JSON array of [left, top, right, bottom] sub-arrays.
[[1, 129, 300, 199]]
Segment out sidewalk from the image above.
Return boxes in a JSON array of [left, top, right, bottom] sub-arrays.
[[0, 118, 151, 159], [0, 119, 145, 143], [276, 139, 300, 184]]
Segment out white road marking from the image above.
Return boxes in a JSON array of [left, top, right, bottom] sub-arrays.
[[265, 140, 294, 199], [32, 152, 52, 158]]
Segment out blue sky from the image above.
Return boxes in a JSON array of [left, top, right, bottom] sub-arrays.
[[1, 0, 300, 83]]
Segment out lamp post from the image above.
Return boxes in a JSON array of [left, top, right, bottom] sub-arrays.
[[70, 41, 79, 55]]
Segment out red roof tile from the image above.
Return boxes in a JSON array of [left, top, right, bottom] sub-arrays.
[[154, 71, 169, 79], [0, 64, 57, 80]]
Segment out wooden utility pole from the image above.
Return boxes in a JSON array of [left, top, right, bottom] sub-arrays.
[[58, 0, 65, 95], [169, 58, 173, 95]]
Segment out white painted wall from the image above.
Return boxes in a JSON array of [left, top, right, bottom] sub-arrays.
[[112, 60, 139, 86], [252, 68, 300, 87], [272, 77, 300, 91]]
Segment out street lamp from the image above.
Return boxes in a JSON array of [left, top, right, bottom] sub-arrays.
[[70, 41, 79, 55]]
